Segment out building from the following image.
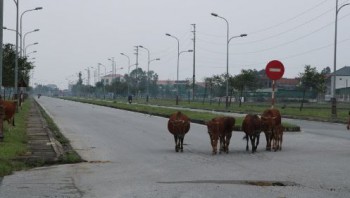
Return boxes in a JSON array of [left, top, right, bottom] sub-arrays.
[[326, 66, 350, 93], [101, 74, 125, 85], [326, 66, 350, 101]]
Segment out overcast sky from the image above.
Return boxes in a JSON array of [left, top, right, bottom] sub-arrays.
[[3, 0, 350, 89]]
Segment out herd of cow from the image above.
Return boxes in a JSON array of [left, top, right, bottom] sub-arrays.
[[167, 109, 283, 154]]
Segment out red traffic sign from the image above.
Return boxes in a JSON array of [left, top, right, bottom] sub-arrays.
[[265, 60, 285, 80]]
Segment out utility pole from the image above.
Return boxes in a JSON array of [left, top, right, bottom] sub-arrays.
[[191, 24, 196, 101], [14, 0, 19, 101], [134, 46, 139, 97], [0, 0, 4, 141], [0, 0, 3, 90]]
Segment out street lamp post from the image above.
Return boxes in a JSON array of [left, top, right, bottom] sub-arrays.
[[120, 53, 131, 96], [23, 29, 39, 55], [165, 33, 180, 105], [98, 63, 106, 99], [138, 45, 160, 103], [211, 13, 247, 110], [13, 0, 19, 102], [3, 27, 22, 52], [331, 0, 350, 118], [20, 7, 42, 57], [26, 50, 37, 56], [24, 42, 38, 56], [108, 57, 117, 99]]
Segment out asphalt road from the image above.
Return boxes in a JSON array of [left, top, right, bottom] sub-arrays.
[[1, 96, 350, 198]]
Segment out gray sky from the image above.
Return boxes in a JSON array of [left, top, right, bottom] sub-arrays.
[[3, 0, 350, 89]]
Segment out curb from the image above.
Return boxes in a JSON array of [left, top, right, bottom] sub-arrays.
[[60, 97, 301, 132], [16, 99, 64, 164]]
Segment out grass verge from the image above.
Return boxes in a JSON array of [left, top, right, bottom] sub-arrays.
[[0, 101, 30, 176], [35, 100, 83, 164], [62, 97, 299, 131]]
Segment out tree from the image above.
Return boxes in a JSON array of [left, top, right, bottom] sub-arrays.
[[321, 66, 331, 75], [2, 44, 34, 88], [231, 69, 260, 107], [298, 65, 326, 111]]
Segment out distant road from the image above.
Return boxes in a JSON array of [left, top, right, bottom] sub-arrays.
[[1, 96, 349, 198]]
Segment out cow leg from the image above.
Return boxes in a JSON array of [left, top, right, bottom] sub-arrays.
[[265, 132, 272, 151], [174, 135, 179, 152], [180, 136, 184, 152], [219, 136, 224, 154], [225, 133, 232, 153], [255, 133, 260, 151], [250, 136, 256, 153], [211, 139, 217, 155], [279, 134, 283, 151], [245, 134, 249, 151]]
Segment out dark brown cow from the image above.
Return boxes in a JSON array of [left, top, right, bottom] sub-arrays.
[[167, 111, 190, 152], [206, 116, 235, 154], [272, 124, 283, 151], [0, 100, 16, 126], [242, 114, 261, 153], [261, 108, 281, 151]]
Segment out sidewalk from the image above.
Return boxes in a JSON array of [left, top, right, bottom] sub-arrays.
[[19, 99, 63, 164]]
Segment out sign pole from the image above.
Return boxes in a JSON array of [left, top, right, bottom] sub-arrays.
[[271, 80, 275, 109], [265, 60, 285, 109]]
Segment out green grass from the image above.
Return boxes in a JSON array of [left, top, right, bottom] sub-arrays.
[[125, 97, 350, 123], [0, 101, 30, 176], [0, 98, 83, 177], [62, 97, 299, 129]]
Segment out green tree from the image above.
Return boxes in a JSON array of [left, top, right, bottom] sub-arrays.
[[2, 44, 34, 88], [298, 65, 326, 111], [232, 69, 260, 107]]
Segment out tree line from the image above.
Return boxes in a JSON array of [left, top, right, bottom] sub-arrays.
[[1, 44, 35, 99]]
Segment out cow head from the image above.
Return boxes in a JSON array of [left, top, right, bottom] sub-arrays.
[[261, 116, 277, 132]]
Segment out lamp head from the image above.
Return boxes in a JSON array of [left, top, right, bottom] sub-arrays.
[[211, 13, 218, 17], [165, 33, 171, 36], [34, 29, 40, 32], [240, 34, 248, 37], [35, 7, 43, 10]]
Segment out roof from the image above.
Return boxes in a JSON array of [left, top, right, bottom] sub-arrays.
[[334, 66, 350, 76], [102, 74, 124, 78], [157, 80, 175, 85], [278, 78, 300, 86]]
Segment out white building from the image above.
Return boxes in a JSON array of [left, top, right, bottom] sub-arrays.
[[101, 74, 125, 85]]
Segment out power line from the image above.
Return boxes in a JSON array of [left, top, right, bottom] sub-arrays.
[[235, 7, 334, 45], [248, 0, 330, 35], [232, 37, 350, 67], [232, 13, 350, 55]]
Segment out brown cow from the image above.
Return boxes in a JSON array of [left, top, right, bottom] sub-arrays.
[[242, 114, 261, 153], [272, 124, 283, 151], [0, 100, 16, 126], [167, 111, 190, 152], [261, 108, 281, 151], [206, 116, 235, 154]]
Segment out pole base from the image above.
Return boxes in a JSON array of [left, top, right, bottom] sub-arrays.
[[331, 97, 337, 119]]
